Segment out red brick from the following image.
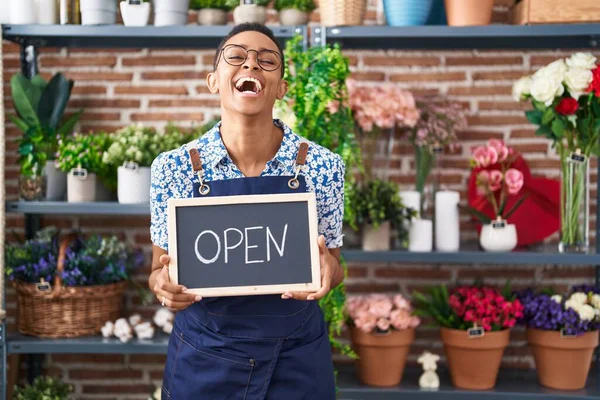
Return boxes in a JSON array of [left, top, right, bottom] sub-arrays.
[[129, 355, 167, 364], [122, 56, 196, 66], [345, 283, 399, 293], [390, 72, 466, 83], [66, 72, 133, 81], [448, 86, 512, 96], [78, 112, 121, 121], [69, 99, 141, 108], [542, 266, 594, 279], [511, 143, 549, 154], [78, 216, 150, 229], [70, 369, 143, 380], [202, 54, 217, 66], [72, 86, 108, 95], [375, 267, 451, 279], [131, 112, 204, 122], [457, 267, 535, 280], [472, 70, 530, 81], [148, 99, 220, 108], [527, 159, 561, 169], [347, 266, 368, 278], [114, 86, 188, 95], [141, 71, 210, 80], [446, 56, 523, 66], [41, 56, 117, 68], [83, 384, 154, 394], [50, 354, 124, 363], [363, 56, 440, 67], [456, 130, 504, 141], [510, 129, 537, 139], [478, 101, 531, 111], [467, 115, 529, 126], [349, 71, 385, 81]]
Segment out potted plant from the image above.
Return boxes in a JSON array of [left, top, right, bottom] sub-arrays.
[[56, 132, 112, 203], [516, 286, 600, 390], [463, 139, 527, 252], [154, 0, 190, 26], [190, 0, 231, 25], [274, 0, 315, 25], [413, 283, 524, 390], [13, 376, 73, 400], [10, 72, 83, 201], [345, 179, 414, 251], [120, 0, 151, 26], [318, 0, 367, 26], [444, 0, 494, 26], [513, 52, 600, 253], [80, 0, 118, 25], [383, 0, 433, 26], [346, 293, 420, 387], [227, 0, 270, 24]]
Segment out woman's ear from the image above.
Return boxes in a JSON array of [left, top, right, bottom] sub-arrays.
[[276, 80, 288, 100], [206, 72, 219, 94]]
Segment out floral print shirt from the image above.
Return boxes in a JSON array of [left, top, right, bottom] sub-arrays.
[[150, 119, 345, 252]]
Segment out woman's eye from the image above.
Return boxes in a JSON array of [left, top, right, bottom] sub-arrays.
[[228, 56, 243, 60], [260, 60, 275, 65]]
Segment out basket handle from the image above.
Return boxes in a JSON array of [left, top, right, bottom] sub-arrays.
[[53, 233, 78, 297]]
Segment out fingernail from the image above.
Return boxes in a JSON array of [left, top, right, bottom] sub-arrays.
[[181, 286, 187, 291], [282, 294, 289, 299], [195, 295, 202, 301], [307, 296, 314, 300]]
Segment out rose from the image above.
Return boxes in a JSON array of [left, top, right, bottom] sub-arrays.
[[591, 294, 600, 309], [578, 304, 596, 321], [587, 66, 600, 97], [529, 75, 564, 106], [555, 97, 579, 115], [472, 145, 498, 167], [566, 52, 597, 70], [488, 139, 509, 162], [569, 292, 588, 305], [565, 68, 593, 99], [393, 294, 411, 310], [488, 170, 503, 192], [534, 59, 568, 81], [354, 313, 377, 333], [505, 168, 524, 195], [376, 317, 391, 332], [512, 76, 532, 101], [368, 294, 393, 318]]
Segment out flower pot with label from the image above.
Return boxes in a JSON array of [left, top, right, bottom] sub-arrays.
[[479, 219, 518, 252], [233, 4, 267, 24], [197, 8, 227, 25], [154, 0, 189, 26], [118, 162, 151, 204], [67, 168, 97, 203], [80, 0, 118, 25], [44, 161, 67, 201], [120, 0, 151, 26], [362, 221, 391, 251], [441, 327, 510, 390]]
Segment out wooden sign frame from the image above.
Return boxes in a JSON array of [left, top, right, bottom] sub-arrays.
[[167, 192, 321, 297]]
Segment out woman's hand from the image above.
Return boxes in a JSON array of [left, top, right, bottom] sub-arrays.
[[281, 235, 342, 301], [153, 254, 202, 312]]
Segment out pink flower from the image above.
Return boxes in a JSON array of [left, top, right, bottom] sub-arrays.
[[505, 168, 524, 195], [346, 296, 369, 319], [409, 316, 421, 328], [472, 145, 498, 167], [377, 318, 391, 332], [368, 294, 394, 318], [476, 171, 490, 196], [487, 139, 509, 162], [393, 294, 411, 310], [355, 313, 377, 333], [488, 170, 503, 192]]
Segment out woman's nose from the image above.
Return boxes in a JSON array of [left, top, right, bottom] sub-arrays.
[[242, 52, 260, 71]]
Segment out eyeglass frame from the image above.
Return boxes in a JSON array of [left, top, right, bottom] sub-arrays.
[[215, 44, 284, 73]]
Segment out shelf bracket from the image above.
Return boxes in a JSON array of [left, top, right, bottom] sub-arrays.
[[19, 43, 38, 79], [311, 26, 327, 47]]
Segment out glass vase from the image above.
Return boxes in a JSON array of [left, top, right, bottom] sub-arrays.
[[415, 145, 442, 219], [19, 174, 47, 201], [559, 152, 589, 253]]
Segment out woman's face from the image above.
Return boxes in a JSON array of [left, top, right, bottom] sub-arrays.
[[207, 31, 288, 118]]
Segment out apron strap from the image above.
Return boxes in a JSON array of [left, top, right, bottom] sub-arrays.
[[187, 143, 211, 196], [288, 141, 309, 190]]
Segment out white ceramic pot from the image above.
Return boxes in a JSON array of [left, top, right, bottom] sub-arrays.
[[153, 0, 189, 26], [11, 0, 37, 24], [118, 165, 151, 204], [80, 0, 117, 25], [362, 221, 391, 251], [0, 0, 11, 24], [67, 169, 97, 203], [120, 1, 150, 26], [480, 222, 518, 252], [409, 219, 432, 252], [36, 0, 58, 24], [44, 161, 67, 201], [198, 8, 227, 25], [233, 5, 267, 24], [279, 8, 308, 25]]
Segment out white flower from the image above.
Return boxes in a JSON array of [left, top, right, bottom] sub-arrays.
[[163, 321, 173, 335], [128, 314, 142, 327], [578, 304, 596, 321], [101, 321, 114, 338], [153, 308, 174, 328], [534, 59, 568, 81], [569, 292, 588, 305], [565, 68, 593, 99], [551, 295, 563, 304], [591, 294, 600, 309], [530, 75, 564, 106], [512, 76, 532, 101], [566, 52, 597, 70], [134, 322, 155, 340], [565, 299, 582, 313], [114, 318, 133, 343]]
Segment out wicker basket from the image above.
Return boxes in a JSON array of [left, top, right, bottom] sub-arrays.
[[318, 0, 368, 26], [13, 233, 127, 338]]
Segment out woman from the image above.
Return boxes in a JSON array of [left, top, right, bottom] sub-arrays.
[[149, 23, 345, 399]]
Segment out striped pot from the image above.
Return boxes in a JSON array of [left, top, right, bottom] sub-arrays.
[[383, 0, 433, 26]]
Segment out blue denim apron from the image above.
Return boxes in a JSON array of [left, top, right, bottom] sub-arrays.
[[161, 143, 336, 400]]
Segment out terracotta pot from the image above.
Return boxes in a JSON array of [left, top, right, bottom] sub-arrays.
[[441, 327, 509, 390], [362, 221, 391, 251], [444, 0, 494, 26], [526, 328, 599, 390], [351, 327, 415, 387]]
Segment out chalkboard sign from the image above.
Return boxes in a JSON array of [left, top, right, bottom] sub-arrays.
[[167, 193, 321, 297]]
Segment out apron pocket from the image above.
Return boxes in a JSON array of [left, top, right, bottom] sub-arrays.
[[162, 328, 184, 399], [170, 330, 256, 400]]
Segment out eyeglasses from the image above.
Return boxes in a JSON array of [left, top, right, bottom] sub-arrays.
[[217, 44, 282, 72]]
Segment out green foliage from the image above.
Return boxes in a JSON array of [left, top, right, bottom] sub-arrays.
[[412, 285, 459, 329], [273, 0, 315, 12], [225, 0, 270, 7], [103, 125, 163, 168], [13, 376, 73, 400], [190, 0, 232, 10], [10, 72, 83, 177], [345, 179, 415, 247], [56, 132, 111, 175]]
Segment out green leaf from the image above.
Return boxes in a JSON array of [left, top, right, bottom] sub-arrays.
[[525, 110, 543, 125], [541, 107, 555, 125], [503, 194, 528, 220], [10, 74, 41, 128], [8, 115, 29, 133], [593, 119, 600, 135], [459, 205, 492, 224], [591, 97, 600, 118], [535, 125, 553, 139], [55, 109, 84, 138], [532, 100, 547, 112], [38, 73, 74, 131], [551, 118, 567, 138], [18, 142, 33, 156]]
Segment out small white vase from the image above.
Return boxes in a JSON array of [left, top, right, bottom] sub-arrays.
[[120, 1, 150, 26], [362, 221, 391, 251], [233, 5, 267, 24], [36, 0, 58, 24], [80, 0, 117, 25], [11, 0, 37, 24], [67, 168, 97, 203], [198, 8, 227, 25], [479, 222, 518, 252], [44, 161, 67, 201], [154, 0, 189, 26], [279, 8, 308, 25], [118, 164, 151, 204]]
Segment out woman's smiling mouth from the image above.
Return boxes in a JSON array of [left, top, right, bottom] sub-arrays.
[[234, 76, 264, 96]]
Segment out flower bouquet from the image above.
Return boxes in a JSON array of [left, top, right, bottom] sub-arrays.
[[5, 227, 145, 338], [516, 286, 600, 390], [465, 139, 527, 251], [513, 52, 600, 253], [413, 284, 524, 390], [346, 294, 420, 387]]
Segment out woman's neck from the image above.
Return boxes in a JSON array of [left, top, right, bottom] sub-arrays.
[[219, 111, 282, 177]]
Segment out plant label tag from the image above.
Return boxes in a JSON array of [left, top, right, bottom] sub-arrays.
[[123, 161, 139, 172], [242, 0, 255, 5], [560, 328, 577, 338], [570, 152, 586, 164], [467, 326, 484, 338], [492, 220, 506, 229], [70, 168, 88, 181], [432, 145, 444, 154], [36, 281, 51, 292], [128, 0, 142, 4]]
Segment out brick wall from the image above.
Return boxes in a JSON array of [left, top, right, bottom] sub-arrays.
[[3, 0, 599, 397]]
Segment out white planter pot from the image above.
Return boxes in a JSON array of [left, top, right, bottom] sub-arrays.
[[409, 219, 432, 252], [120, 1, 150, 26], [44, 161, 67, 201], [0, 0, 11, 24], [479, 222, 518, 252], [233, 5, 267, 24], [67, 169, 97, 203], [153, 0, 189, 26], [118, 165, 151, 204], [198, 8, 227, 25], [36, 0, 58, 24], [80, 0, 117, 25], [362, 221, 391, 251], [11, 0, 37, 24], [279, 8, 308, 25]]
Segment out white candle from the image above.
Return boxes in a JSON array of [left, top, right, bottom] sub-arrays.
[[0, 0, 11, 24], [409, 219, 432, 252], [11, 0, 37, 24], [36, 0, 58, 24], [60, 0, 68, 24], [435, 190, 460, 252], [399, 190, 421, 217]]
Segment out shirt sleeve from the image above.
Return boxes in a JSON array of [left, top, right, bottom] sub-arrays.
[[317, 153, 346, 249], [150, 153, 170, 251]]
